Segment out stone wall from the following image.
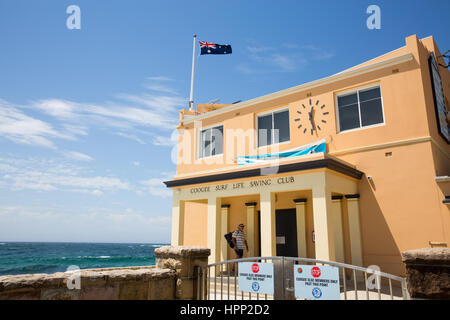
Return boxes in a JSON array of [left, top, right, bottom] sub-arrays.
[[154, 246, 210, 299], [0, 246, 210, 300], [402, 248, 450, 299]]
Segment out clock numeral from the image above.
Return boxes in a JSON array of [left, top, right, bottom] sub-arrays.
[[297, 111, 302, 114], [316, 100, 319, 105], [294, 118, 301, 122], [322, 120, 327, 123], [302, 104, 306, 109], [298, 124, 302, 129], [309, 99, 312, 105], [321, 105, 326, 109], [311, 129, 314, 135], [323, 112, 329, 115], [303, 128, 307, 134], [317, 125, 321, 131]]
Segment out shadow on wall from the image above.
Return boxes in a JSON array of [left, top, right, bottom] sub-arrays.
[[359, 176, 403, 276]]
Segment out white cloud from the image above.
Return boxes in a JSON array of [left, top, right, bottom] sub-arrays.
[[31, 99, 79, 120], [32, 98, 180, 131], [91, 189, 103, 196], [152, 134, 177, 147], [146, 76, 174, 82], [1, 76, 186, 151], [62, 151, 94, 162], [140, 177, 172, 198], [0, 100, 76, 148], [301, 45, 335, 61], [0, 156, 129, 193], [144, 84, 178, 95], [116, 132, 146, 144], [0, 204, 171, 242], [247, 45, 274, 53], [271, 54, 297, 72], [237, 42, 333, 75]]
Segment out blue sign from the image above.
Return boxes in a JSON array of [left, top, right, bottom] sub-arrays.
[[312, 287, 322, 299]]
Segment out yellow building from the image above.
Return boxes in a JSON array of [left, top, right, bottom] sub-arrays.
[[164, 35, 450, 277]]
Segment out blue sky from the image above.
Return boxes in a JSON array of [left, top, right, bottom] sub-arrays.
[[0, 0, 449, 243]]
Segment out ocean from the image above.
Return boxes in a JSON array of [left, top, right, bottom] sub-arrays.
[[0, 242, 167, 276]]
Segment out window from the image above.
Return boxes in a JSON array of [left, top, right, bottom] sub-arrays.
[[258, 109, 290, 147], [199, 125, 223, 158], [337, 86, 384, 132]]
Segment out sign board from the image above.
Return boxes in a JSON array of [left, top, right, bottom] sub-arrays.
[[294, 265, 340, 300], [276, 236, 285, 244], [429, 53, 450, 144], [238, 262, 274, 295]]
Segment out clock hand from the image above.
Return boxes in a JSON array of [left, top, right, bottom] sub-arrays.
[[309, 108, 316, 131]]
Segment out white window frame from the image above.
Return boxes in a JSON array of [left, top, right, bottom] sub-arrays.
[[197, 124, 224, 159], [256, 107, 291, 148], [335, 83, 386, 133]]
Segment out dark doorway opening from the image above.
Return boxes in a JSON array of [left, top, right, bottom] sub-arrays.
[[276, 209, 298, 257]]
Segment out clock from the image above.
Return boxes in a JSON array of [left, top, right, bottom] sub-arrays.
[[294, 98, 329, 135]]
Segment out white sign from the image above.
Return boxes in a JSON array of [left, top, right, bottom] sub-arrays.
[[238, 262, 274, 295], [294, 265, 340, 300], [276, 236, 285, 244]]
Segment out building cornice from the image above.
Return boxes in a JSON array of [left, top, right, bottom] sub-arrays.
[[164, 158, 364, 188]]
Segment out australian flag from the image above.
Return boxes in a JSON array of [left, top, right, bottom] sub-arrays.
[[199, 41, 232, 55]]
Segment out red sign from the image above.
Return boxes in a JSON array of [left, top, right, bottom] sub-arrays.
[[251, 263, 260, 273], [311, 266, 321, 278]]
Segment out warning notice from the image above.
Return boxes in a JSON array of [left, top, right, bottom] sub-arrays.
[[238, 262, 274, 295], [294, 265, 340, 300]]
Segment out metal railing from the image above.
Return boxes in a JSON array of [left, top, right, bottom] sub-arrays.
[[196, 256, 410, 300]]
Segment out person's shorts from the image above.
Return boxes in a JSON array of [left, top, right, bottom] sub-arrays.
[[234, 248, 244, 258]]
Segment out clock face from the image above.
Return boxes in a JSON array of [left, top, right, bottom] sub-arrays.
[[294, 98, 329, 135]]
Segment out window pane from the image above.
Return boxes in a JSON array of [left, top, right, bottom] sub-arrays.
[[258, 114, 272, 147], [337, 93, 358, 107], [201, 128, 211, 158], [338, 103, 360, 131], [273, 110, 290, 143], [359, 87, 381, 103], [360, 98, 384, 127], [211, 126, 223, 156]]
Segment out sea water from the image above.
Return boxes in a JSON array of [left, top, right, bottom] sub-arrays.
[[0, 242, 166, 276]]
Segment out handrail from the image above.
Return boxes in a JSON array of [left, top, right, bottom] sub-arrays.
[[284, 257, 405, 282], [203, 256, 405, 282], [204, 256, 281, 267]]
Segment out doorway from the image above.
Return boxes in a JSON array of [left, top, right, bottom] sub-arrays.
[[275, 209, 298, 257]]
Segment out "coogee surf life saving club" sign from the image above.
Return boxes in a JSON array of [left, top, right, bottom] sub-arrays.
[[189, 176, 295, 194]]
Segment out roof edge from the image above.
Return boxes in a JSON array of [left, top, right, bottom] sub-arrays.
[[181, 53, 414, 125]]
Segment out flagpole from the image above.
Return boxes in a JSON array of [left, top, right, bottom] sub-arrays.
[[189, 34, 197, 111]]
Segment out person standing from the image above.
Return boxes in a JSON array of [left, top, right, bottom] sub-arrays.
[[232, 223, 248, 259], [231, 223, 248, 275]]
